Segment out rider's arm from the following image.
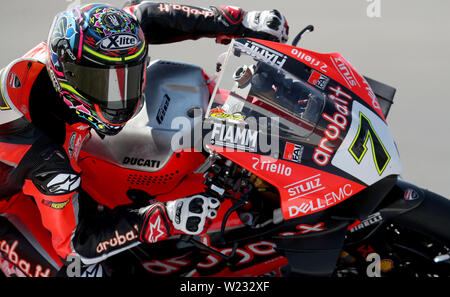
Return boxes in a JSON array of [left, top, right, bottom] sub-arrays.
[[123, 1, 288, 44]]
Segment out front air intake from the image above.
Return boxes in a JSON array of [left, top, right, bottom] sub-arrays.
[[127, 171, 180, 186]]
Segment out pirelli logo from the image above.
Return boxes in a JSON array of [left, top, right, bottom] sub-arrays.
[[0, 69, 11, 110]]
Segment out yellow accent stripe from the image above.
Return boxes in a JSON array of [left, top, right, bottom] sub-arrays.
[[0, 69, 11, 110], [60, 82, 86, 99], [83, 41, 146, 62], [124, 42, 146, 61]]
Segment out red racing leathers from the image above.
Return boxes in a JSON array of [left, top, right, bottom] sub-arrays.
[[0, 1, 287, 275]]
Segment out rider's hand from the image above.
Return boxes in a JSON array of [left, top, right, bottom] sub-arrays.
[[139, 195, 220, 244], [242, 10, 289, 43], [214, 6, 289, 44], [166, 195, 220, 235]]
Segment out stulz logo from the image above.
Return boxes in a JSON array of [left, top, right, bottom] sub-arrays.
[[285, 174, 325, 201], [210, 122, 258, 152], [313, 86, 352, 166], [236, 40, 287, 68], [98, 33, 140, 51], [330, 56, 360, 89], [288, 184, 353, 217]]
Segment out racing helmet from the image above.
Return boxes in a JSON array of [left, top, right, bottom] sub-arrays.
[[47, 3, 149, 135]]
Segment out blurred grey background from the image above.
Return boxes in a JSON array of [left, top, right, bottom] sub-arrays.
[[1, 0, 449, 197]]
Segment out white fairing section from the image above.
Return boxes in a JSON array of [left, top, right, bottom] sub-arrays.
[[332, 101, 402, 185]]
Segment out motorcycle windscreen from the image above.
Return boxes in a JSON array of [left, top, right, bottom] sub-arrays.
[[207, 41, 325, 139], [64, 62, 146, 124]]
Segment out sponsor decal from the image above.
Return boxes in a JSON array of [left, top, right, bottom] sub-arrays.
[[236, 40, 287, 68], [157, 3, 214, 18], [282, 142, 304, 164], [252, 156, 292, 176], [146, 215, 166, 243], [98, 33, 140, 51], [41, 198, 70, 210], [198, 241, 277, 269], [380, 259, 394, 273], [142, 241, 279, 275], [210, 122, 258, 152], [7, 72, 21, 88], [357, 244, 375, 258], [209, 107, 245, 122], [307, 70, 329, 90], [362, 77, 381, 111], [0, 239, 51, 277], [103, 13, 125, 30], [47, 174, 81, 194], [330, 56, 360, 89], [68, 132, 84, 159], [210, 112, 245, 121], [404, 188, 420, 201], [156, 94, 171, 124], [279, 222, 326, 236], [349, 212, 383, 233], [288, 184, 353, 217], [122, 157, 161, 168], [313, 86, 352, 166], [96, 228, 138, 254], [290, 48, 329, 73], [285, 174, 325, 201]]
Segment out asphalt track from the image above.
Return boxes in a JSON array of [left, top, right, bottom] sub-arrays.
[[1, 0, 449, 198]]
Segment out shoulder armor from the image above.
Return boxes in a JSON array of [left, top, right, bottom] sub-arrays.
[[0, 42, 48, 125]]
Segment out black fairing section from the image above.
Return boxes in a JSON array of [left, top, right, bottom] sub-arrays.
[[273, 220, 348, 276], [345, 178, 450, 246], [386, 180, 450, 243], [333, 175, 398, 220]]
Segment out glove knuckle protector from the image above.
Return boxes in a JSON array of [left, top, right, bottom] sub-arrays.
[[166, 195, 221, 236]]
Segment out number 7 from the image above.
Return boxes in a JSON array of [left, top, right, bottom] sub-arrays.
[[348, 112, 390, 175]]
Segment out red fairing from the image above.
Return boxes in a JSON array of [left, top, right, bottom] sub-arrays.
[[78, 150, 206, 209], [213, 149, 366, 220], [254, 39, 386, 121]]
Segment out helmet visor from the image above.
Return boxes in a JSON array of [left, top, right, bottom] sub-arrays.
[[63, 62, 146, 124]]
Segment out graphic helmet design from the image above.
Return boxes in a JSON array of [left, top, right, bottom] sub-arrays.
[[47, 3, 149, 135]]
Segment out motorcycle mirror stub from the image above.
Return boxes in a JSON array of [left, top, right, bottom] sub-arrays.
[[291, 25, 315, 47]]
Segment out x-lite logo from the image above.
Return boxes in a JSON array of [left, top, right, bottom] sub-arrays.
[[98, 33, 140, 50]]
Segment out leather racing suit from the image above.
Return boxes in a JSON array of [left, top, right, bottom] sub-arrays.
[[0, 1, 287, 276]]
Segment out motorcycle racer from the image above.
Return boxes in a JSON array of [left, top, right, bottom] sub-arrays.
[[0, 1, 288, 276]]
